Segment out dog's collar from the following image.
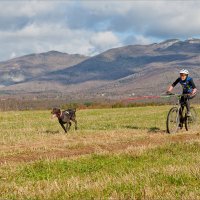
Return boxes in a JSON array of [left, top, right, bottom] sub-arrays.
[[58, 111, 64, 120]]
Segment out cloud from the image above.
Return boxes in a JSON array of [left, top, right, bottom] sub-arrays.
[[0, 1, 200, 61], [0, 1, 122, 60], [90, 31, 122, 54], [0, 23, 94, 59], [0, 23, 121, 60], [64, 1, 200, 38], [124, 34, 153, 46], [0, 1, 58, 17]]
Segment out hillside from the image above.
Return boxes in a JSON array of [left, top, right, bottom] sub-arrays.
[[0, 51, 88, 86], [0, 39, 200, 99]]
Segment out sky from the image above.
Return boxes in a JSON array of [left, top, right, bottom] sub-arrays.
[[0, 0, 200, 61]]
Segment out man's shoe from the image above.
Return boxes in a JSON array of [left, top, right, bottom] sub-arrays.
[[187, 112, 192, 117], [178, 123, 183, 129]]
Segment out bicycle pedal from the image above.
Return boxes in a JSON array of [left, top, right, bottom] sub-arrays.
[[178, 124, 183, 129]]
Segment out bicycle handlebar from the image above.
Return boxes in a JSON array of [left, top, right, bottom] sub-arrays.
[[164, 93, 190, 98]]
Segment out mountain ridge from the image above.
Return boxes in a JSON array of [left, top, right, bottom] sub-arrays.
[[0, 39, 200, 100], [0, 51, 89, 86]]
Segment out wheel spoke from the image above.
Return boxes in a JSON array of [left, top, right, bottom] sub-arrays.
[[185, 107, 198, 131], [167, 107, 180, 134]]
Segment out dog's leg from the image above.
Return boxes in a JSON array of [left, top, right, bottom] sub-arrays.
[[65, 122, 69, 132], [75, 120, 78, 130], [72, 118, 78, 130], [68, 121, 72, 131], [59, 122, 67, 133]]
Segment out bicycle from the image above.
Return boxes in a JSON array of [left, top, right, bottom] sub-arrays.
[[166, 93, 198, 134]]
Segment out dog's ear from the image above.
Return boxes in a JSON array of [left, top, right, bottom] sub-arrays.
[[51, 108, 60, 114], [51, 108, 55, 113], [51, 108, 55, 114]]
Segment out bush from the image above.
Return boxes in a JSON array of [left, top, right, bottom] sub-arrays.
[[84, 102, 93, 107]]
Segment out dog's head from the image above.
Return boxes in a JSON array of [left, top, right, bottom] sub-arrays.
[[51, 108, 61, 118]]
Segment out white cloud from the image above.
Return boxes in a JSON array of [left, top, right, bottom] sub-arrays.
[[0, 20, 122, 60], [0, 1, 59, 17], [72, 1, 200, 37], [0, 1, 200, 61], [126, 35, 153, 45], [81, 1, 133, 15], [10, 52, 17, 59], [90, 31, 122, 53]]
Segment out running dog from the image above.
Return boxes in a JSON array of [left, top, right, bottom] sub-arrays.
[[51, 108, 77, 133]]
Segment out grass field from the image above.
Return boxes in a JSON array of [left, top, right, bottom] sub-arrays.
[[0, 106, 200, 200]]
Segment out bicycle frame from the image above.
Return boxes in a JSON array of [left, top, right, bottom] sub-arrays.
[[166, 94, 189, 133], [175, 94, 186, 113], [169, 93, 190, 109]]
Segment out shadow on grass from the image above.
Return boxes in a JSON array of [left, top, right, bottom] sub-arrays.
[[148, 127, 160, 133], [124, 125, 166, 134], [45, 130, 60, 134], [124, 125, 141, 130], [148, 127, 166, 134]]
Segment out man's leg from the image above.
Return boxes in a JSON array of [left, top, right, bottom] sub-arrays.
[[185, 94, 196, 116], [179, 97, 185, 128], [185, 98, 191, 115]]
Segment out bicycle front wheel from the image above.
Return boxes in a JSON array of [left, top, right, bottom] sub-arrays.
[[166, 107, 180, 134], [185, 107, 198, 131]]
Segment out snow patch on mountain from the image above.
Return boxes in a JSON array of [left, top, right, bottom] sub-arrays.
[[0, 85, 5, 88], [10, 74, 26, 83], [2, 72, 25, 83], [157, 39, 180, 49], [187, 38, 200, 44]]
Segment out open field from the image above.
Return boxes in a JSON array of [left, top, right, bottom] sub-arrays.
[[0, 106, 200, 199]]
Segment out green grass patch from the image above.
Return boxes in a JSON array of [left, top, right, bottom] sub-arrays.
[[1, 142, 200, 199]]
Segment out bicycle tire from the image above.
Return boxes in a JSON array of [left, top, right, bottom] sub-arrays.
[[185, 107, 198, 131], [166, 106, 180, 134]]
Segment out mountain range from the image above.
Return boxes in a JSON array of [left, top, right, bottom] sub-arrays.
[[0, 38, 200, 100]]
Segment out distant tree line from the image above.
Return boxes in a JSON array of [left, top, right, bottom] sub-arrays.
[[0, 96, 199, 111]]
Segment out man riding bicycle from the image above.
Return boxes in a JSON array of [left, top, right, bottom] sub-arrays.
[[167, 69, 197, 117]]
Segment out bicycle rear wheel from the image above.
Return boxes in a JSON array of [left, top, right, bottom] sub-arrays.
[[185, 107, 198, 131], [166, 107, 180, 134]]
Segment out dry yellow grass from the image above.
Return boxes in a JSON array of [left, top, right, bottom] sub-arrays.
[[0, 106, 200, 199]]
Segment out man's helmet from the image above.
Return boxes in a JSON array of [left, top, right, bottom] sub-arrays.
[[180, 69, 189, 75]]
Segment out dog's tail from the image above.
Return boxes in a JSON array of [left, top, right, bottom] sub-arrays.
[[70, 108, 76, 112], [64, 108, 76, 114]]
